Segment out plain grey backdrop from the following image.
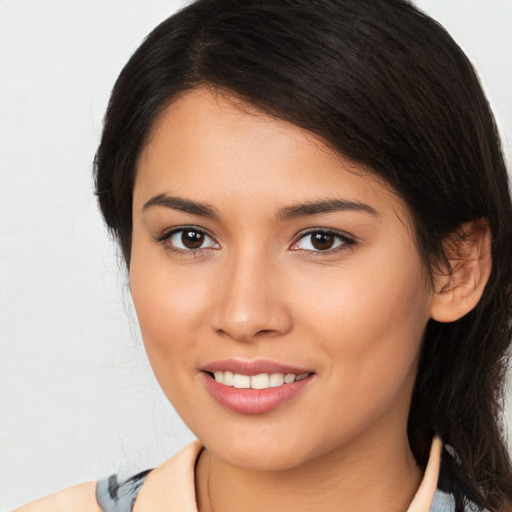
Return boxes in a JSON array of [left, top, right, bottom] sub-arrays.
[[0, 0, 511, 509]]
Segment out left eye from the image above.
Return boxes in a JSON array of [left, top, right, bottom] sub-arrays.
[[167, 229, 219, 251], [292, 231, 350, 251]]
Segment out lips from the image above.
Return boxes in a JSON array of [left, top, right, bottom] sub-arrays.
[[201, 360, 315, 415]]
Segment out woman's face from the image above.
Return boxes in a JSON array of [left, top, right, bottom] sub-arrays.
[[130, 89, 434, 471]]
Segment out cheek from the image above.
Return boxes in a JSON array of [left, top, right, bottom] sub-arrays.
[[129, 263, 212, 421], [129, 239, 212, 375], [291, 245, 430, 405], [301, 236, 430, 338]]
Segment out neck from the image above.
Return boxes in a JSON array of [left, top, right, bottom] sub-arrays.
[[195, 426, 422, 512]]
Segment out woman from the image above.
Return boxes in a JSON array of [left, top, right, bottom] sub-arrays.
[[16, 0, 512, 511]]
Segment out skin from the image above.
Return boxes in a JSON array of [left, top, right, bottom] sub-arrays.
[[14, 483, 100, 512], [130, 88, 434, 512]]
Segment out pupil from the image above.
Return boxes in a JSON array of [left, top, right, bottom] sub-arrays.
[[182, 230, 204, 249], [312, 233, 334, 250]]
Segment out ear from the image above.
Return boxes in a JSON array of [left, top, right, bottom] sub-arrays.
[[430, 218, 492, 323]]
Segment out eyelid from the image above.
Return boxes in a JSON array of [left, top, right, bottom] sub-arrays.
[[154, 225, 220, 252], [290, 228, 356, 252]]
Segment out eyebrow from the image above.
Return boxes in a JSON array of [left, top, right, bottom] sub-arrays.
[[142, 194, 219, 219], [276, 199, 379, 221], [142, 194, 378, 221]]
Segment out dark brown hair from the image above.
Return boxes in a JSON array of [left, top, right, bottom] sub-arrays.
[[94, 1, 512, 509]]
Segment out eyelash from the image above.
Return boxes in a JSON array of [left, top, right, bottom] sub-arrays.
[[155, 226, 218, 256], [290, 229, 356, 256], [155, 227, 356, 256]]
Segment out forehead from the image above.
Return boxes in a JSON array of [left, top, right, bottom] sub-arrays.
[[135, 88, 409, 224]]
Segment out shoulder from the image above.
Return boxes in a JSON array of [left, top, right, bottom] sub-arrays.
[[14, 482, 100, 512]]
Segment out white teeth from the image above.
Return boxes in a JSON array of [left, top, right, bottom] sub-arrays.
[[269, 373, 284, 387], [211, 371, 309, 389], [223, 371, 234, 386], [233, 374, 251, 388], [250, 373, 270, 389]]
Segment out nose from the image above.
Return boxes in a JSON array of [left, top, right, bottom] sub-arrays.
[[211, 254, 293, 342]]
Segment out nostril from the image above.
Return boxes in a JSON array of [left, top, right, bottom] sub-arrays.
[[212, 302, 293, 342], [256, 329, 273, 336]]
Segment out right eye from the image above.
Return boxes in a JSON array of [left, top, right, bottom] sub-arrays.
[[159, 228, 219, 252]]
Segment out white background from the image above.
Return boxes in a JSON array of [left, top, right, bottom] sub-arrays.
[[0, 1, 511, 509]]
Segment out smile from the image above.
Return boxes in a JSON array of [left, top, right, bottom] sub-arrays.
[[212, 371, 309, 389], [201, 361, 315, 415]]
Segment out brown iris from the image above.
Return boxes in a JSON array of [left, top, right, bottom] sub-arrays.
[[311, 232, 336, 250], [181, 230, 205, 249]]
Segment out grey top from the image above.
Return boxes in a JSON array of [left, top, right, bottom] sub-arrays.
[[96, 469, 151, 512]]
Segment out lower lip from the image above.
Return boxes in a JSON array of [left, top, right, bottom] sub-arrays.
[[202, 373, 314, 415]]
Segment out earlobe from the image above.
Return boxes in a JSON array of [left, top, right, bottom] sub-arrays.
[[430, 219, 492, 323]]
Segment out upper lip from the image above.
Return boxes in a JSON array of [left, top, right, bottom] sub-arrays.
[[201, 359, 313, 376]]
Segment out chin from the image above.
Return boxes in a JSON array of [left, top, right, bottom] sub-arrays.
[[213, 440, 311, 472], [194, 421, 328, 472]]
